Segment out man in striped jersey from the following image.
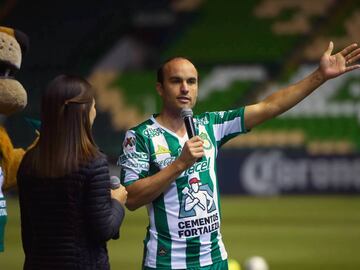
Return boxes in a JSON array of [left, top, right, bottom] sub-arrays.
[[119, 42, 360, 269]]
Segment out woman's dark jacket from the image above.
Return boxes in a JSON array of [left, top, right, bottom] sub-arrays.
[[17, 154, 125, 270]]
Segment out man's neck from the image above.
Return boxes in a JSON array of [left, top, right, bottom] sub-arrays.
[[156, 110, 187, 137]]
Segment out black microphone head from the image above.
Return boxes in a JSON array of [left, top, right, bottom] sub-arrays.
[[180, 108, 193, 119], [110, 176, 121, 190]]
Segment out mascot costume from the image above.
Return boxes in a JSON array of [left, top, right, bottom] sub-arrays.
[[0, 26, 29, 252]]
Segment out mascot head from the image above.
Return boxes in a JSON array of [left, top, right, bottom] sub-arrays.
[[0, 26, 29, 116]]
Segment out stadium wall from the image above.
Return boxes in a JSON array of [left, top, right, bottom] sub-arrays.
[[217, 148, 360, 195]]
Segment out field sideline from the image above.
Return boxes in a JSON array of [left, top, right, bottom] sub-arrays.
[[1, 196, 359, 269]]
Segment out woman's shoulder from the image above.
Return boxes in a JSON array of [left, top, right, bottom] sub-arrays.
[[81, 153, 108, 171]]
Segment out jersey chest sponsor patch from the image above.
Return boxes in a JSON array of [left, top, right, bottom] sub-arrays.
[[177, 177, 219, 238]]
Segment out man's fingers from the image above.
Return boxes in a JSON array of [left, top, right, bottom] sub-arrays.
[[193, 150, 205, 158], [345, 64, 360, 73], [186, 136, 204, 148], [345, 47, 360, 61], [346, 51, 360, 65], [339, 43, 358, 57], [324, 41, 334, 57], [189, 136, 204, 143], [190, 142, 204, 152], [192, 146, 204, 153], [189, 141, 204, 148]]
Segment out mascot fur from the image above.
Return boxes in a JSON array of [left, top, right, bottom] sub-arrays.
[[0, 26, 29, 252]]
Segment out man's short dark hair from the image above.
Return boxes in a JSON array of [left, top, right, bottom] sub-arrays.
[[156, 56, 194, 84]]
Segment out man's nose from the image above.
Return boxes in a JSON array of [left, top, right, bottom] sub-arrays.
[[180, 82, 189, 93]]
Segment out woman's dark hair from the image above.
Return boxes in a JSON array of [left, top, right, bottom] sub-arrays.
[[27, 74, 100, 177]]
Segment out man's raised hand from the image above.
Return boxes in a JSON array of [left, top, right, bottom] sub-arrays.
[[320, 41, 360, 80]]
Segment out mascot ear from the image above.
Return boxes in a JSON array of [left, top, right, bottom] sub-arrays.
[[0, 26, 29, 54], [14, 29, 29, 54]]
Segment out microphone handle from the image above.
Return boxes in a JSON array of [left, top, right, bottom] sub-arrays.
[[184, 116, 196, 138]]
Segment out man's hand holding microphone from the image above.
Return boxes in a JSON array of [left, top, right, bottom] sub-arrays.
[[176, 108, 204, 170]]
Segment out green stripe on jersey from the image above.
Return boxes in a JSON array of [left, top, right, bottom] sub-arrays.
[[186, 236, 201, 268], [154, 194, 172, 267]]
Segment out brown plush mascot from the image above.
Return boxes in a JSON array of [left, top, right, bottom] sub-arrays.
[[0, 26, 29, 252]]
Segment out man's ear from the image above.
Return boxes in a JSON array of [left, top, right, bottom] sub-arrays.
[[156, 82, 163, 97]]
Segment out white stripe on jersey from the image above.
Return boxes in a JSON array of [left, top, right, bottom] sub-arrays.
[[213, 116, 242, 142], [199, 233, 212, 266], [218, 231, 227, 260]]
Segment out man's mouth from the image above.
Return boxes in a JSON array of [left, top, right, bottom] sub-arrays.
[[177, 96, 191, 103], [0, 60, 17, 79]]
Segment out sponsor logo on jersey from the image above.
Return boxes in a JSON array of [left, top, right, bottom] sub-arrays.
[[143, 127, 165, 138], [177, 213, 219, 238], [0, 208, 7, 216], [154, 156, 176, 168], [121, 159, 149, 170], [194, 117, 209, 125], [215, 111, 226, 118], [182, 157, 211, 176], [0, 199, 6, 217], [123, 136, 136, 150], [153, 145, 171, 156], [118, 152, 149, 164], [177, 177, 218, 237]]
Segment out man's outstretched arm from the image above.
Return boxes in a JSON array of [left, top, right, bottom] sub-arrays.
[[244, 42, 360, 130]]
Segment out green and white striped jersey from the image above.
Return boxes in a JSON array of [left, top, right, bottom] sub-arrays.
[[119, 108, 247, 269]]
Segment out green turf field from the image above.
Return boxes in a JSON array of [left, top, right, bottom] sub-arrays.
[[1, 196, 359, 269]]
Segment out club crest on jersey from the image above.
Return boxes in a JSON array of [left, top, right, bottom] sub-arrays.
[[199, 132, 212, 150]]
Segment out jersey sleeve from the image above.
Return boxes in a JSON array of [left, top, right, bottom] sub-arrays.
[[118, 130, 150, 187], [209, 107, 248, 147]]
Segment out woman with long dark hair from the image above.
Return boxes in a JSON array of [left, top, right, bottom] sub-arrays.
[[17, 74, 127, 270]]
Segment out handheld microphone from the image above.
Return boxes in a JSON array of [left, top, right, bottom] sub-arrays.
[[180, 108, 196, 138], [110, 176, 121, 190], [181, 108, 202, 162]]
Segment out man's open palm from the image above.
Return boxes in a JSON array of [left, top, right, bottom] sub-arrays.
[[320, 41, 360, 80]]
